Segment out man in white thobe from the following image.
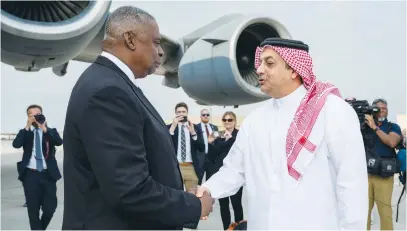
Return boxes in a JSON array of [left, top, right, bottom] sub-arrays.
[[195, 38, 368, 230]]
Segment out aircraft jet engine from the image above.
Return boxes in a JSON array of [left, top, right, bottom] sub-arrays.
[[1, 0, 292, 107]]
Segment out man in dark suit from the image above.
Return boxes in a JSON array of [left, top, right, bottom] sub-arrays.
[[167, 102, 205, 190], [195, 109, 218, 184], [12, 104, 63, 230], [62, 6, 212, 230]]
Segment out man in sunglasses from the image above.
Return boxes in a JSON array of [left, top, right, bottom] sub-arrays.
[[196, 109, 218, 185]]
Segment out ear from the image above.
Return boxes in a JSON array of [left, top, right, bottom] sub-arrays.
[[291, 70, 299, 80], [123, 31, 136, 51]]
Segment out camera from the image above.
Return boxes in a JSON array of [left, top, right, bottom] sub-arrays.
[[345, 99, 380, 128], [212, 131, 224, 138], [34, 113, 46, 124], [345, 98, 380, 157], [180, 116, 188, 123]]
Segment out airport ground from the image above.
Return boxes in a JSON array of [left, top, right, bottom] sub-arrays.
[[1, 140, 405, 230]]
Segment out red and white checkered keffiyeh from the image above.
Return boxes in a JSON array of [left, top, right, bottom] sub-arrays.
[[255, 45, 341, 181]]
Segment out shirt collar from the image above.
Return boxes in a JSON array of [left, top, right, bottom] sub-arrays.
[[272, 84, 307, 109], [30, 126, 42, 131], [101, 51, 135, 83]]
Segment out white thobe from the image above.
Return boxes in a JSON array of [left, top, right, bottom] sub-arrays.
[[202, 85, 368, 230]]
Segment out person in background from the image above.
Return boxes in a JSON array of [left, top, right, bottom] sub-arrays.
[[196, 108, 218, 185], [12, 104, 63, 230], [168, 102, 204, 190], [206, 111, 243, 230], [365, 98, 402, 230]]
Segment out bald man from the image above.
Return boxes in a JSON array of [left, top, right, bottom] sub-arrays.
[[62, 6, 212, 230]]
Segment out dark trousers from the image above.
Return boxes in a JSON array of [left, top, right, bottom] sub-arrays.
[[219, 187, 244, 230], [198, 153, 209, 185], [23, 169, 57, 230]]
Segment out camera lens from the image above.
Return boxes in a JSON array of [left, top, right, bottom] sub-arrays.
[[34, 114, 46, 124]]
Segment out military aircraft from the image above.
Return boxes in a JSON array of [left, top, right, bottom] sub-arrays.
[[1, 0, 291, 107]]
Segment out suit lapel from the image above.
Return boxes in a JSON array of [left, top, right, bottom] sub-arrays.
[[95, 56, 167, 129], [26, 131, 34, 150], [173, 124, 179, 144]]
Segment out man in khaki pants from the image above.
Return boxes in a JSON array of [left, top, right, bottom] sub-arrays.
[[365, 99, 402, 230], [168, 102, 204, 190]]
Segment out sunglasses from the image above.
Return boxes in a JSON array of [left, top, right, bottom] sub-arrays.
[[201, 114, 210, 117], [222, 118, 233, 122]]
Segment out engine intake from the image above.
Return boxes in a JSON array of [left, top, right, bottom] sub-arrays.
[[1, 1, 90, 22], [1, 0, 110, 71], [178, 15, 291, 106], [236, 23, 280, 89]]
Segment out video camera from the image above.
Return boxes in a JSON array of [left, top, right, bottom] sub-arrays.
[[344, 98, 380, 129], [345, 98, 380, 156]]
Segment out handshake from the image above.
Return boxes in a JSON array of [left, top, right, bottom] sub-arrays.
[[188, 186, 214, 220]]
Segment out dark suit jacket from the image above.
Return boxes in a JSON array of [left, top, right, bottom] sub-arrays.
[[207, 129, 239, 172], [196, 123, 219, 143], [167, 124, 204, 176], [62, 56, 201, 230], [12, 127, 63, 182]]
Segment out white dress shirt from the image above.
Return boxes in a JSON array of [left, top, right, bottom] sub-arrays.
[[177, 123, 193, 163], [26, 126, 48, 170], [202, 85, 368, 230], [200, 122, 213, 154]]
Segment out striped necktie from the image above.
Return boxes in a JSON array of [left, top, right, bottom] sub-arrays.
[[180, 125, 186, 162]]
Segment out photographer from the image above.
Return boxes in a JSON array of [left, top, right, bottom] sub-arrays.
[[12, 104, 63, 230], [365, 99, 402, 231], [168, 102, 204, 191]]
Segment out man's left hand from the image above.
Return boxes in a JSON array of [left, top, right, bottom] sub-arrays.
[[187, 121, 195, 134], [37, 121, 47, 133], [365, 114, 377, 130]]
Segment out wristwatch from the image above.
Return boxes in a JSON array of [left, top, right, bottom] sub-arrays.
[[374, 127, 380, 132]]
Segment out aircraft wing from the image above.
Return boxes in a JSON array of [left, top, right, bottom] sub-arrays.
[[1, 0, 292, 106]]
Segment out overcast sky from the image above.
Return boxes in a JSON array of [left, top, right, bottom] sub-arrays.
[[1, 0, 406, 133]]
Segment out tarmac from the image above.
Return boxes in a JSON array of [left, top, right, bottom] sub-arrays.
[[1, 140, 406, 230]]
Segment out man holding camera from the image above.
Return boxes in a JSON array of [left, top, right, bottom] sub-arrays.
[[12, 104, 63, 230], [168, 102, 204, 191], [365, 98, 402, 230]]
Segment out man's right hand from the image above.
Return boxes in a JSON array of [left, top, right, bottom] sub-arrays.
[[199, 191, 213, 218], [188, 186, 213, 220], [172, 115, 184, 127], [25, 116, 35, 130], [169, 115, 185, 134]]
